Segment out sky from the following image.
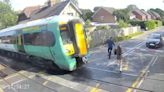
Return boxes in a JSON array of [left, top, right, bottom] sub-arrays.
[[9, 0, 164, 11]]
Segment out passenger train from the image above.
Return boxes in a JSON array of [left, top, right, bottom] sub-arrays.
[[0, 16, 89, 71]]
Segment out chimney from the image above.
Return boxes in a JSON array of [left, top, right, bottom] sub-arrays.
[[48, 0, 56, 7]]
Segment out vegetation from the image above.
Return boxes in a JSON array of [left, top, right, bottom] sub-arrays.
[[113, 9, 130, 22], [155, 20, 163, 27], [85, 19, 92, 26], [144, 20, 156, 30], [95, 25, 110, 31], [0, 1, 17, 29], [81, 9, 93, 21], [71, 0, 79, 6], [118, 20, 128, 28], [114, 31, 143, 42]]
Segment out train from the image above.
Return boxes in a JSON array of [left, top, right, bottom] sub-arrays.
[[0, 16, 89, 71]]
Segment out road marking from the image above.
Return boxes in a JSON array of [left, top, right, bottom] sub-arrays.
[[0, 88, 3, 92], [43, 77, 52, 86], [0, 65, 5, 70], [151, 56, 158, 66], [123, 41, 145, 56], [4, 73, 18, 80], [39, 74, 108, 92], [126, 56, 157, 92], [86, 66, 138, 77], [90, 83, 100, 92]]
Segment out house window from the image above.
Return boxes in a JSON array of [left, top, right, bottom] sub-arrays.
[[67, 13, 74, 16]]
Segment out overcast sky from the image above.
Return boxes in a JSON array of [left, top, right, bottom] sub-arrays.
[[9, 0, 164, 11]]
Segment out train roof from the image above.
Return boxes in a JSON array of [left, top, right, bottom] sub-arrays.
[[0, 15, 80, 34]]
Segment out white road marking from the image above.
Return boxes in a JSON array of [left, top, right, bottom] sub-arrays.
[[151, 56, 158, 66], [86, 66, 139, 77], [39, 74, 108, 92]]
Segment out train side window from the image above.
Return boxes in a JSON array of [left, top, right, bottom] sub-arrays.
[[0, 36, 16, 44], [24, 31, 55, 46]]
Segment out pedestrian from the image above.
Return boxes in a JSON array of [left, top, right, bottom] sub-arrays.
[[107, 37, 115, 59], [116, 44, 123, 73]]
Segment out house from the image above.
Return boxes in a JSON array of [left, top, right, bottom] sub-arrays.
[[147, 11, 156, 19], [132, 9, 147, 21], [18, 0, 82, 23], [148, 10, 161, 20], [140, 10, 151, 20], [129, 12, 136, 20], [92, 7, 116, 24], [18, 6, 41, 23]]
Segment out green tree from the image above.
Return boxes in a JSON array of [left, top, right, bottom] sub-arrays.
[[113, 9, 130, 22], [3, 0, 10, 4], [71, 0, 78, 6], [81, 9, 93, 21], [126, 5, 138, 11], [0, 1, 17, 29]]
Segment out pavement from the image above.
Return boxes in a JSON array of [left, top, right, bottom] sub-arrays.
[[0, 27, 164, 92]]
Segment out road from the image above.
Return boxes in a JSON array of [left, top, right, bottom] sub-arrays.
[[0, 27, 164, 92]]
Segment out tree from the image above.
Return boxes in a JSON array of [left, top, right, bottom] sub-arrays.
[[126, 5, 138, 11], [0, 1, 17, 29], [71, 0, 78, 6], [113, 9, 130, 22], [3, 0, 10, 4], [81, 9, 93, 21]]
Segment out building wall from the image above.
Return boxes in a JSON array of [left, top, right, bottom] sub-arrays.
[[92, 8, 116, 23], [61, 5, 80, 17], [88, 26, 141, 48]]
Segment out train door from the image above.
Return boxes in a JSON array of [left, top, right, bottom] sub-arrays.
[[17, 34, 25, 53]]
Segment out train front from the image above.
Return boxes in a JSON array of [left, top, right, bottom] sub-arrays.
[[57, 16, 89, 71]]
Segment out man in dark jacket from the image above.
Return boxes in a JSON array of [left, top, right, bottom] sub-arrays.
[[107, 37, 115, 59]]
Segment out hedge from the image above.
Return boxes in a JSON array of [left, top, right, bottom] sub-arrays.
[[129, 20, 160, 30], [118, 20, 128, 28], [129, 21, 146, 30], [144, 20, 156, 30], [155, 20, 162, 27], [114, 31, 143, 42]]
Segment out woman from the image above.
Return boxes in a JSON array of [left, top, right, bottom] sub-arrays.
[[116, 45, 123, 73]]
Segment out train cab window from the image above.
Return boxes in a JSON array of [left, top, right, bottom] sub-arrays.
[[60, 25, 72, 45], [24, 31, 55, 46]]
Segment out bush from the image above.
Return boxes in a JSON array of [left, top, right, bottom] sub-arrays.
[[114, 31, 143, 42], [95, 25, 110, 31], [129, 21, 146, 30], [162, 20, 164, 25], [144, 20, 156, 30], [118, 20, 128, 28], [155, 20, 162, 27], [85, 19, 91, 27], [129, 21, 141, 26]]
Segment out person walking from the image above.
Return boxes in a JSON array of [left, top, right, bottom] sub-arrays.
[[116, 44, 123, 73], [107, 37, 115, 59]]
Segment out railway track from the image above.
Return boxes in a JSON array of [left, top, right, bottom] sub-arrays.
[[0, 57, 59, 92]]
